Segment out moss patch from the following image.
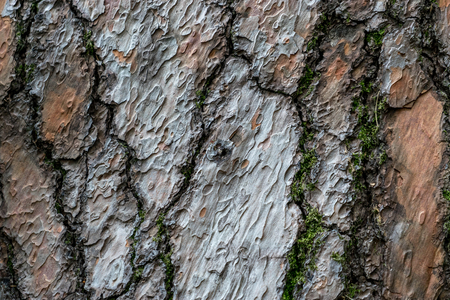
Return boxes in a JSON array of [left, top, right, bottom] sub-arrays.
[[365, 27, 386, 48], [15, 64, 35, 83], [83, 30, 95, 57], [161, 249, 174, 300], [295, 66, 315, 97], [282, 206, 325, 300], [152, 213, 166, 243], [350, 83, 386, 190]]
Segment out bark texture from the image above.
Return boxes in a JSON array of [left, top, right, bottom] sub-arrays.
[[1, 0, 450, 299]]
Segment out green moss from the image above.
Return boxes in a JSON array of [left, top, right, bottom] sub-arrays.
[[291, 149, 317, 203], [444, 189, 450, 239], [346, 282, 361, 299], [149, 211, 174, 299], [65, 232, 74, 245], [295, 66, 315, 97], [161, 249, 174, 300], [127, 204, 147, 289], [444, 190, 450, 202], [307, 36, 318, 51], [132, 266, 145, 282], [83, 30, 95, 56], [43, 154, 67, 179], [317, 14, 331, 32], [445, 219, 450, 232], [283, 123, 322, 299], [299, 123, 314, 146], [305, 13, 331, 52], [379, 150, 387, 165], [180, 164, 194, 185], [350, 85, 385, 190], [16, 22, 26, 52], [365, 27, 386, 47], [358, 123, 379, 153], [15, 64, 35, 83], [7, 243, 14, 276], [31, 0, 40, 13], [53, 200, 63, 214], [359, 81, 373, 94], [138, 210, 145, 222], [331, 252, 345, 264], [377, 97, 387, 111], [282, 206, 324, 300], [153, 213, 166, 243], [195, 90, 207, 108], [195, 77, 213, 109], [331, 234, 362, 299]]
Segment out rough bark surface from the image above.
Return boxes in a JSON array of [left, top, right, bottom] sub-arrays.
[[1, 0, 450, 300]]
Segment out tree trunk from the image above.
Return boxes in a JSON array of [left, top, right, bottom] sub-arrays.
[[1, 0, 450, 299]]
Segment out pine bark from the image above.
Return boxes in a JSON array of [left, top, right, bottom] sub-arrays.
[[1, 0, 450, 299]]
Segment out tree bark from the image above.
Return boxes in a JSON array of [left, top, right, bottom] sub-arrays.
[[1, 0, 450, 299]]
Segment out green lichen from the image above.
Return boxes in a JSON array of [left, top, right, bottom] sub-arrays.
[[282, 206, 325, 300]]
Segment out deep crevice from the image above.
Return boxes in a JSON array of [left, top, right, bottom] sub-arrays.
[[282, 1, 395, 298], [0, 215, 23, 300]]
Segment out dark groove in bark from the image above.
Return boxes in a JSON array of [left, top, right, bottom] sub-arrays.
[[0, 213, 23, 300]]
